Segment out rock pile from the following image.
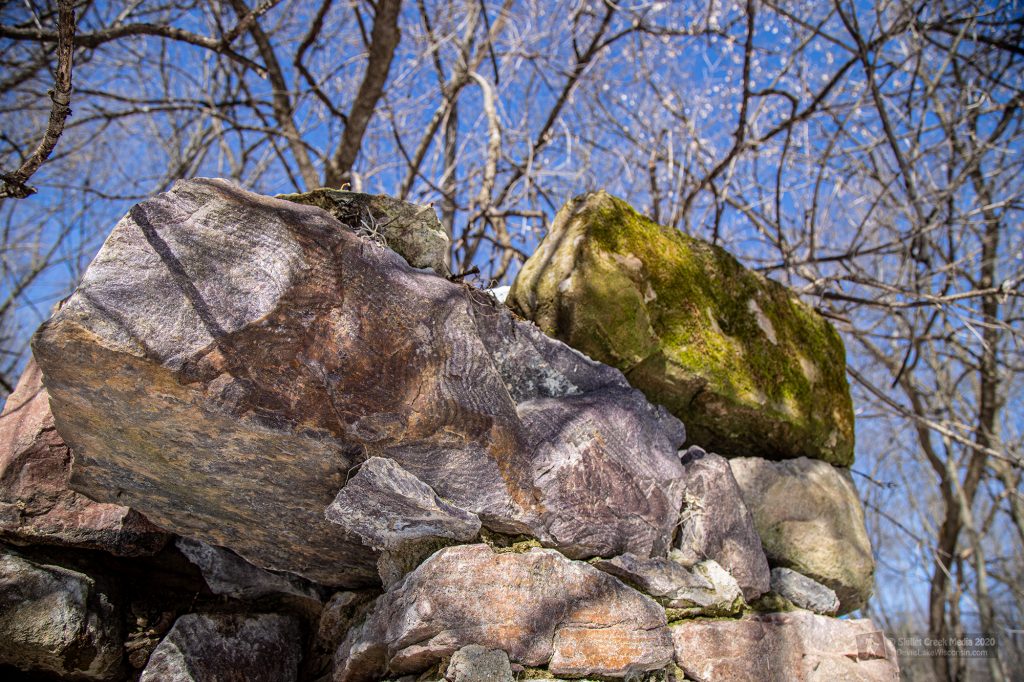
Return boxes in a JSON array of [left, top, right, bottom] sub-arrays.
[[0, 180, 896, 681]]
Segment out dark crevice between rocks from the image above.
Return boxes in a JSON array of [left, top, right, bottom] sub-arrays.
[[2, 539, 337, 682]]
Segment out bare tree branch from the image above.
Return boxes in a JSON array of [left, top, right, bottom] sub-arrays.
[[0, 0, 75, 199]]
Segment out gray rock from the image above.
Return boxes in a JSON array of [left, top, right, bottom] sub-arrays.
[[670, 611, 899, 681], [729, 456, 874, 613], [175, 536, 323, 603], [592, 554, 743, 616], [674, 446, 770, 601], [334, 544, 673, 681], [0, 358, 168, 556], [277, 187, 451, 276], [326, 457, 481, 550], [140, 612, 302, 682], [325, 457, 481, 585], [445, 645, 514, 682], [32, 178, 687, 586], [520, 387, 686, 559], [0, 550, 122, 680], [478, 305, 688, 561], [769, 567, 840, 616]]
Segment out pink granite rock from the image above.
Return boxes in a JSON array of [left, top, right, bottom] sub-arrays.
[[0, 359, 167, 556]]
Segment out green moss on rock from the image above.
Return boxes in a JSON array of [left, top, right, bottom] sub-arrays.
[[509, 192, 854, 465]]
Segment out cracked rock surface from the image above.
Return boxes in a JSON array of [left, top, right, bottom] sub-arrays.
[[674, 447, 769, 601]]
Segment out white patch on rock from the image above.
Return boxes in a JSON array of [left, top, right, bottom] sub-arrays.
[[486, 285, 511, 303], [797, 353, 820, 383], [706, 308, 724, 336], [612, 252, 644, 273], [643, 282, 657, 303], [747, 299, 777, 345], [558, 274, 574, 293]]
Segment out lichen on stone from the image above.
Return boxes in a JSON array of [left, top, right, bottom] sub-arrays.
[[277, 187, 450, 276]]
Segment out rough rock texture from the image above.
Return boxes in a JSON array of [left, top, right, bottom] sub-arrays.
[[32, 178, 687, 586], [310, 591, 379, 677], [175, 537, 323, 603], [729, 456, 874, 613], [445, 645, 514, 682], [674, 446, 769, 600], [334, 544, 673, 681], [592, 554, 743, 616], [670, 611, 898, 681], [770, 567, 840, 616], [139, 612, 302, 682], [0, 359, 167, 556], [278, 188, 451, 276], [508, 191, 855, 465], [0, 550, 122, 680], [326, 457, 481, 549], [325, 457, 480, 586]]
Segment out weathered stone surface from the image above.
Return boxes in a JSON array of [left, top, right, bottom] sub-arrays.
[[0, 549, 122, 680], [674, 446, 769, 601], [140, 612, 301, 682], [670, 611, 898, 681], [770, 567, 840, 616], [326, 457, 481, 550], [0, 358, 167, 556], [445, 645, 514, 682], [334, 544, 673, 681], [325, 456, 480, 585], [508, 191, 855, 465], [519, 386, 686, 559], [175, 536, 323, 603], [481, 306, 688, 561], [32, 178, 686, 586], [278, 187, 450, 276], [729, 456, 874, 613], [593, 554, 744, 617]]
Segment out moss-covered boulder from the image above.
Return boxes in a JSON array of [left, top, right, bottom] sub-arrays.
[[508, 192, 854, 465]]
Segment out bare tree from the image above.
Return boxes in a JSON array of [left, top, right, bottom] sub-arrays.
[[2, 4, 1022, 679]]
